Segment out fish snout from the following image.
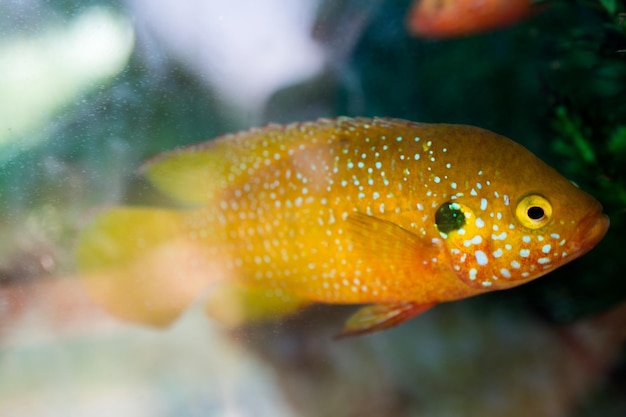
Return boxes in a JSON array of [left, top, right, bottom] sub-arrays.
[[568, 203, 610, 257]]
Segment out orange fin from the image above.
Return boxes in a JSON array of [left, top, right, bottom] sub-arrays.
[[337, 302, 434, 338], [346, 212, 440, 265], [142, 145, 232, 205], [205, 283, 310, 327], [76, 207, 223, 326], [141, 121, 338, 205], [141, 118, 423, 205]]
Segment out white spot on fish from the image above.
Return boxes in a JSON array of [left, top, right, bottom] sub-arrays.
[[500, 268, 511, 278], [522, 236, 531, 243], [475, 250, 488, 266], [464, 235, 482, 247], [493, 248, 503, 258], [492, 232, 507, 240], [469, 268, 477, 280], [475, 218, 485, 228], [538, 257, 551, 264], [480, 198, 488, 211], [541, 244, 552, 254], [511, 260, 521, 269], [520, 249, 530, 258]]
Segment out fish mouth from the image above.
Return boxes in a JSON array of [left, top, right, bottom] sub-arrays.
[[567, 203, 610, 258]]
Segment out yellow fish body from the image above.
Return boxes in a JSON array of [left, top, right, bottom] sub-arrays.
[[76, 117, 609, 336]]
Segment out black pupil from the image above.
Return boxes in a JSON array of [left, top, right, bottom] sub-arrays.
[[527, 206, 545, 220], [435, 202, 466, 234]]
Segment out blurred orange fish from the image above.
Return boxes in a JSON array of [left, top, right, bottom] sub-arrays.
[[407, 0, 537, 39], [76, 118, 608, 336]]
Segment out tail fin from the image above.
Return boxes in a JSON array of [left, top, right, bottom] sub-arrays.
[[75, 207, 219, 326]]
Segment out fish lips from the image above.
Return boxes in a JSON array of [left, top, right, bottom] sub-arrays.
[[566, 204, 610, 259]]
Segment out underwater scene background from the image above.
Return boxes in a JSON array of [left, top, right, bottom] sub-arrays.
[[1, 0, 625, 416]]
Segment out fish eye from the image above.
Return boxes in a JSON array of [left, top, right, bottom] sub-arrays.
[[527, 206, 545, 220], [515, 194, 552, 229], [435, 201, 466, 234]]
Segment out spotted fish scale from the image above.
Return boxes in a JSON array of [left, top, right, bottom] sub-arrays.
[[181, 119, 462, 303], [77, 117, 609, 336]]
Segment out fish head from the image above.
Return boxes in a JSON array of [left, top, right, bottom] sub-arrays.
[[434, 146, 609, 291]]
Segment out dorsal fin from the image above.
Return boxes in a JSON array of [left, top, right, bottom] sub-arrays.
[[141, 119, 336, 204], [140, 117, 426, 205]]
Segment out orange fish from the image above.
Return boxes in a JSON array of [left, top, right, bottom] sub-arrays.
[[407, 0, 537, 39], [76, 117, 609, 336]]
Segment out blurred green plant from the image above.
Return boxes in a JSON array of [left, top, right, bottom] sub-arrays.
[[547, 0, 626, 214], [519, 0, 626, 324]]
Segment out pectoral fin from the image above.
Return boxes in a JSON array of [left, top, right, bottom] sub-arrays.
[[337, 302, 434, 338], [345, 212, 441, 265]]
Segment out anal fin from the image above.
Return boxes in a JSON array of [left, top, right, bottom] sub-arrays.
[[337, 302, 434, 338], [205, 283, 310, 327]]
